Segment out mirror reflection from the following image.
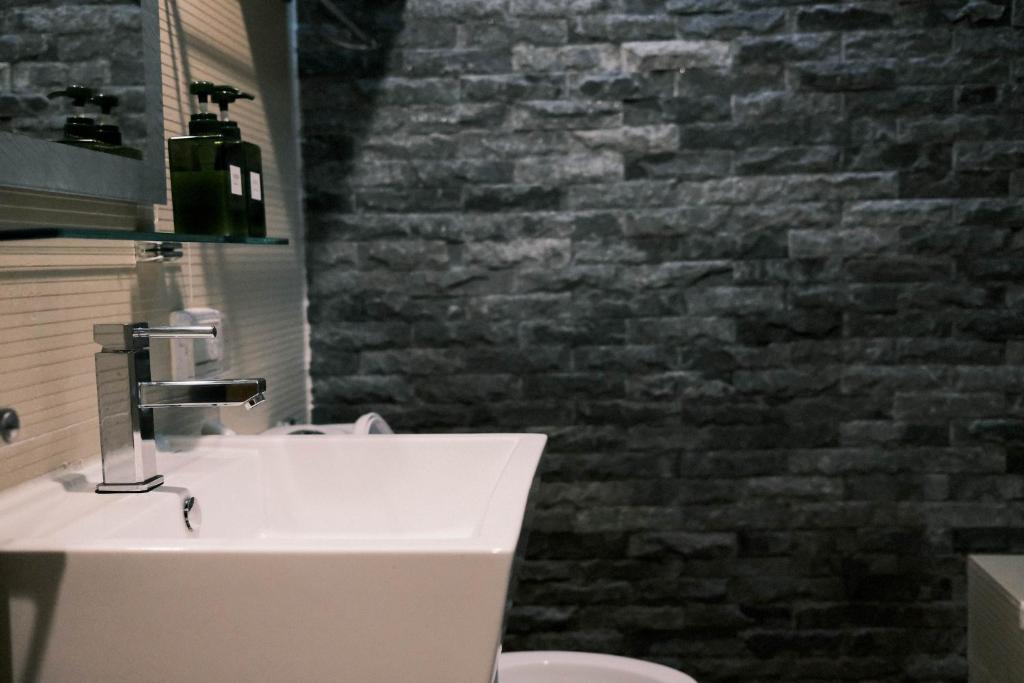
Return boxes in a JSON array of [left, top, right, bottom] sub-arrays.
[[0, 1, 148, 157]]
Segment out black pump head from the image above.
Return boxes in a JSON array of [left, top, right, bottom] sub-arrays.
[[89, 93, 119, 115], [187, 81, 220, 133], [48, 85, 94, 108], [48, 85, 99, 140], [88, 93, 123, 146], [190, 80, 217, 105], [212, 85, 256, 113]]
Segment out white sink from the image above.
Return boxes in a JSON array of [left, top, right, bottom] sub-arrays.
[[0, 433, 545, 682]]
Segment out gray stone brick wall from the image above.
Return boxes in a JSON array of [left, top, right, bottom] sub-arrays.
[[0, 1, 146, 147], [298, 0, 1024, 680]]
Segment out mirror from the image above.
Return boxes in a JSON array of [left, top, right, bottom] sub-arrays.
[[0, 0, 165, 205]]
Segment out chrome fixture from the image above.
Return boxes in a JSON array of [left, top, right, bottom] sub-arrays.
[[183, 495, 201, 532], [0, 408, 19, 444], [93, 322, 267, 494]]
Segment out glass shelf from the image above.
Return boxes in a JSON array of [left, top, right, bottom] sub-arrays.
[[0, 227, 288, 246]]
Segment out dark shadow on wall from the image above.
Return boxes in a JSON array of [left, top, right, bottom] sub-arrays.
[[296, 0, 408, 225], [296, 0, 409, 427]]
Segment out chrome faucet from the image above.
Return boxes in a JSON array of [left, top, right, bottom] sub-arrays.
[[93, 322, 267, 494]]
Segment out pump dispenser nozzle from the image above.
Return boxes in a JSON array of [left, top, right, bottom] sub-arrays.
[[89, 93, 122, 146], [90, 93, 119, 115], [210, 85, 255, 141], [187, 81, 221, 135], [189, 81, 219, 135], [48, 84, 93, 109], [212, 85, 255, 122], [48, 85, 99, 142], [190, 80, 216, 114]]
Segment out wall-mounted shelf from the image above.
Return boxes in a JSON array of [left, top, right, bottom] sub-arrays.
[[0, 228, 288, 262]]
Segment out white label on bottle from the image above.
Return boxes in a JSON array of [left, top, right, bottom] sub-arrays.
[[229, 165, 243, 196], [250, 172, 262, 201]]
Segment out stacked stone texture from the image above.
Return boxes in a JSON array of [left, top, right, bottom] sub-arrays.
[[298, 0, 1024, 680], [0, 1, 146, 147]]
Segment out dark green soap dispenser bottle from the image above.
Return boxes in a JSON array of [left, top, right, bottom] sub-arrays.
[[47, 85, 104, 151], [212, 85, 266, 238], [168, 81, 248, 236], [89, 93, 142, 159]]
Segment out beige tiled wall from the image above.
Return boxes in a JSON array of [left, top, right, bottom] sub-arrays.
[[0, 0, 309, 490]]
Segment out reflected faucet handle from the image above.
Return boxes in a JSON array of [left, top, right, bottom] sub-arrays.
[[94, 322, 216, 350], [138, 326, 217, 340]]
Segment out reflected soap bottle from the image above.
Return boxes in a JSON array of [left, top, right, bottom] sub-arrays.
[[167, 81, 248, 236], [89, 93, 142, 160], [47, 85, 105, 151], [211, 85, 265, 238]]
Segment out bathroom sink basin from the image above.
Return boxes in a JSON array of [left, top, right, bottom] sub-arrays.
[[0, 433, 545, 682]]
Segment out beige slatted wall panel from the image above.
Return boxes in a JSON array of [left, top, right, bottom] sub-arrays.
[[0, 191, 146, 489], [0, 1, 309, 490], [157, 0, 308, 435]]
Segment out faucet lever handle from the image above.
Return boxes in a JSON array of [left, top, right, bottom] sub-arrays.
[[137, 326, 217, 340], [94, 323, 216, 350]]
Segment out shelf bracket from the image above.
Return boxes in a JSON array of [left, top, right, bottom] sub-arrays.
[[136, 241, 184, 263]]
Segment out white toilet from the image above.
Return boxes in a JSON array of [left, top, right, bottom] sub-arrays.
[[261, 412, 394, 436], [499, 651, 698, 683]]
